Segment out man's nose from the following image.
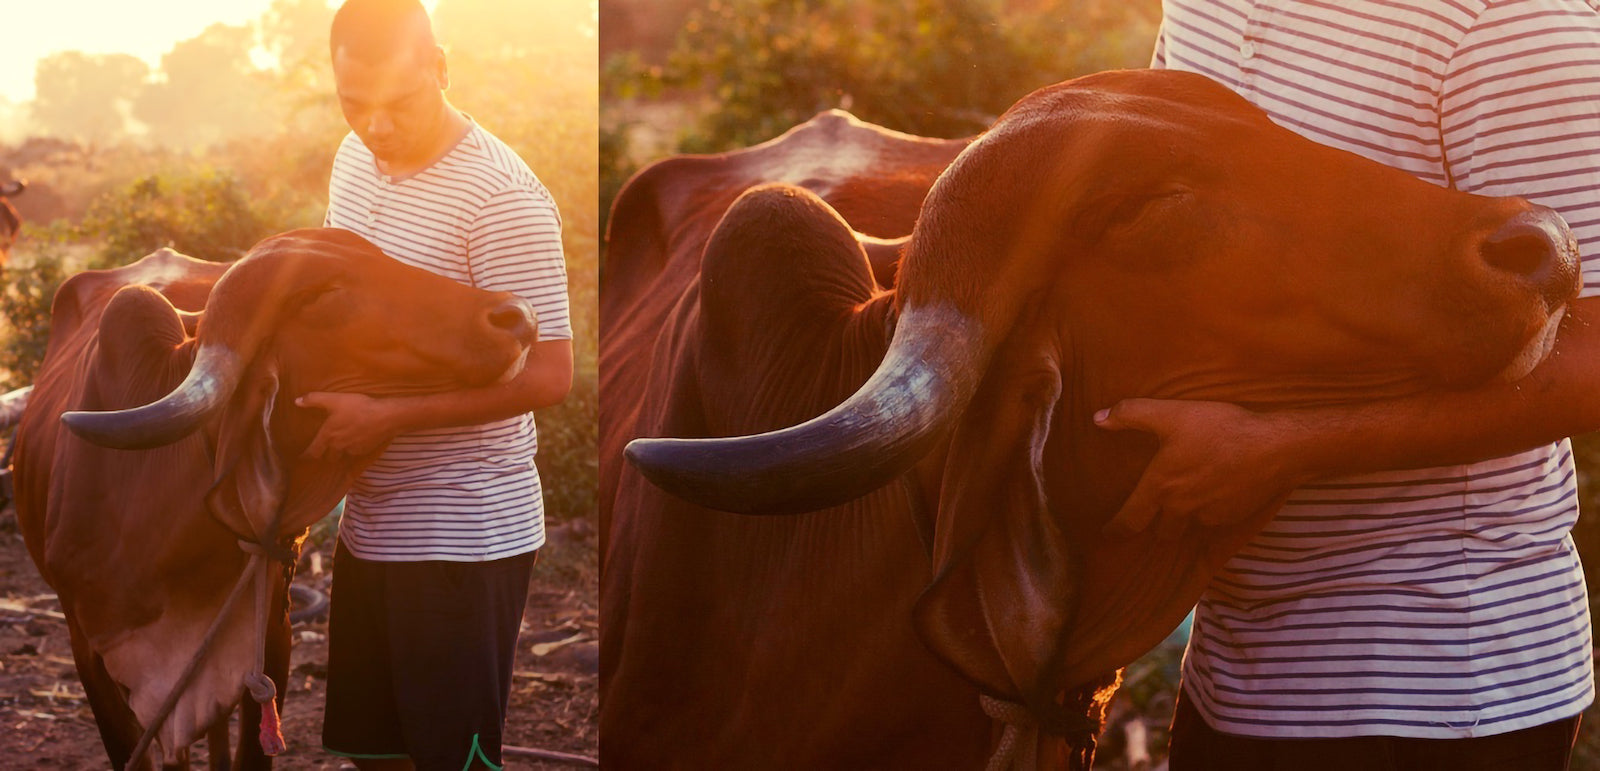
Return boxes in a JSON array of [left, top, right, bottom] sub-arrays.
[[367, 111, 394, 137]]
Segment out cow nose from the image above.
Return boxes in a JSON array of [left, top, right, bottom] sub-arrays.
[[1481, 208, 1580, 309], [487, 300, 536, 345]]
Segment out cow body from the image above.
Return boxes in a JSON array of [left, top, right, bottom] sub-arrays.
[[600, 70, 1579, 769], [16, 231, 535, 769]]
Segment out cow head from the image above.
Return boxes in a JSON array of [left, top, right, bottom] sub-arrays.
[[62, 228, 534, 546], [624, 71, 1578, 733]]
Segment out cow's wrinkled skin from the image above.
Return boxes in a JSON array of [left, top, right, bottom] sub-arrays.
[[601, 69, 1578, 769], [15, 229, 535, 770]]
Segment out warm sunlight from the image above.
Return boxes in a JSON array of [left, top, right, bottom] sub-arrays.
[[2, 0, 440, 103]]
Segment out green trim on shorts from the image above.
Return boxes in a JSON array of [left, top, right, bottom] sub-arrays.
[[463, 733, 502, 771], [323, 745, 411, 760]]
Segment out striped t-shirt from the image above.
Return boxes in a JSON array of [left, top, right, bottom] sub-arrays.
[[1153, 0, 1600, 739], [325, 122, 571, 562]]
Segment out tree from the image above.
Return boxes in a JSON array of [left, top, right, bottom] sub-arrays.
[[135, 23, 275, 148], [259, 0, 338, 119], [30, 52, 148, 144]]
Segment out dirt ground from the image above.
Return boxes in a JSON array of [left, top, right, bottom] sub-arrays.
[[0, 507, 598, 770]]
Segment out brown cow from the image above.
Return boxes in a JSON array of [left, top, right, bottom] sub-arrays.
[[15, 229, 536, 769], [1, 178, 26, 263], [601, 69, 1579, 769]]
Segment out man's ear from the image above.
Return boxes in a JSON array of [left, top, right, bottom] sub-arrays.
[[434, 45, 450, 90]]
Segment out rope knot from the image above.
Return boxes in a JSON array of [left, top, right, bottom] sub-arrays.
[[244, 671, 286, 756], [244, 671, 277, 704], [237, 538, 297, 565]]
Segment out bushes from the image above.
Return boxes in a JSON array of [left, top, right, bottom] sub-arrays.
[[82, 168, 278, 268], [601, 0, 1161, 239]]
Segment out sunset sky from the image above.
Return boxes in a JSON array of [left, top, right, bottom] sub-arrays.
[[0, 0, 438, 104]]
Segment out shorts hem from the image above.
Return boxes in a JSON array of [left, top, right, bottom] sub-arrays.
[[465, 733, 503, 771]]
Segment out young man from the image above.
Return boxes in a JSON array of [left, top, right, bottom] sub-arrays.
[[1097, 2, 1600, 769], [309, 1, 573, 767]]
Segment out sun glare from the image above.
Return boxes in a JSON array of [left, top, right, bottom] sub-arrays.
[[2, 0, 441, 104]]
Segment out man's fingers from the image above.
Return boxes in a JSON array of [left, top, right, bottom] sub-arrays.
[[1103, 480, 1162, 537], [296, 392, 331, 411], [1094, 398, 1163, 433], [305, 429, 331, 459]]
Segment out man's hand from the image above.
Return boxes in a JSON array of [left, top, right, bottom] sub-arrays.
[[1095, 399, 1313, 539], [297, 392, 401, 459]]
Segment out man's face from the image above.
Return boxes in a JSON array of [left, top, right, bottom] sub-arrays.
[[332, 46, 447, 167]]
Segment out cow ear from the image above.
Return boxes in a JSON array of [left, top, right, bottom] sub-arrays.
[[84, 286, 190, 407], [205, 360, 285, 545], [912, 320, 1081, 713]]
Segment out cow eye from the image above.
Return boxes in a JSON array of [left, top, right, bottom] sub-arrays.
[[292, 284, 343, 310], [1106, 188, 1191, 228]]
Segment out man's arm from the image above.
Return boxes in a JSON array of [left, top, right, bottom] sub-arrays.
[[1099, 296, 1600, 537], [298, 338, 573, 459], [302, 178, 572, 459], [1104, 0, 1600, 538]]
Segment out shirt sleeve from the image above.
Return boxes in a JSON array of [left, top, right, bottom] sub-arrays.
[[1151, 18, 1169, 69], [1440, 0, 1600, 298], [466, 186, 572, 341]]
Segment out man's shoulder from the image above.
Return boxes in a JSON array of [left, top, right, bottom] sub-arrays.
[[453, 124, 554, 203], [331, 131, 371, 166]]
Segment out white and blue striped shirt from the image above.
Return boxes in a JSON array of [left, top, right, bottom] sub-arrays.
[[325, 122, 571, 562], [1154, 0, 1600, 739]]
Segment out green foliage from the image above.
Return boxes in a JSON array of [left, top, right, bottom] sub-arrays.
[[81, 168, 277, 268], [616, 0, 1159, 152], [536, 371, 599, 524], [0, 223, 71, 389], [601, 0, 1161, 239]]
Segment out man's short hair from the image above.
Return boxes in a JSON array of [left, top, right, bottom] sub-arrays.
[[330, 0, 436, 62]]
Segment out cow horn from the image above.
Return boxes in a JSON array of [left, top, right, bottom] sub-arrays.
[[62, 344, 242, 450], [625, 305, 986, 514], [0, 179, 24, 196]]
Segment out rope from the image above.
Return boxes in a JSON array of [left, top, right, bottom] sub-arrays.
[[981, 695, 1037, 771], [124, 552, 262, 770], [980, 693, 1106, 771], [240, 541, 286, 756]]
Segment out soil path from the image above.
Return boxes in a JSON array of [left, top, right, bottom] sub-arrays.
[[0, 509, 598, 770]]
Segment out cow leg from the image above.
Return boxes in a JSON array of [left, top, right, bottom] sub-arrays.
[[65, 614, 144, 769], [163, 745, 190, 770], [208, 720, 232, 771], [235, 562, 292, 770]]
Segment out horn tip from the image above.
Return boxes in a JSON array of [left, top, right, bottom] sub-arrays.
[[625, 436, 840, 516], [61, 410, 181, 451]]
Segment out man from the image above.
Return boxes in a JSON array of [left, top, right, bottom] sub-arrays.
[[308, 1, 573, 768], [1096, 2, 1600, 769]]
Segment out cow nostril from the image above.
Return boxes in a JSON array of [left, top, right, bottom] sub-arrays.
[[487, 301, 535, 342], [1479, 210, 1580, 310], [1482, 229, 1555, 281]]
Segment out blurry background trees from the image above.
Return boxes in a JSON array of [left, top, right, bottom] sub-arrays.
[[0, 0, 598, 528], [600, 0, 1161, 232]]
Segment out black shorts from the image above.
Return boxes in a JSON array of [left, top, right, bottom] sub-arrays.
[[322, 538, 537, 770]]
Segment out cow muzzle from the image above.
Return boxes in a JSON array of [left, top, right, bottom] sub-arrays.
[[1479, 207, 1580, 383], [1481, 207, 1581, 314]]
